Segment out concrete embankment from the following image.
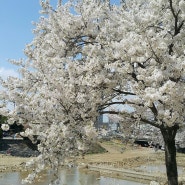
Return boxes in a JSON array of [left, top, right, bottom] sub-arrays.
[[0, 138, 39, 157], [87, 165, 166, 184]]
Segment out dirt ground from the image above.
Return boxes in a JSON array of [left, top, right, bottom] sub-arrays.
[[78, 140, 185, 169], [0, 140, 185, 184], [77, 140, 185, 184], [0, 154, 32, 172], [0, 140, 158, 172], [1, 140, 185, 171]]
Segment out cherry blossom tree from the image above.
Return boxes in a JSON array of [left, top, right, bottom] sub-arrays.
[[97, 1, 185, 184], [88, 1, 184, 184], [0, 0, 185, 185], [0, 1, 109, 184]]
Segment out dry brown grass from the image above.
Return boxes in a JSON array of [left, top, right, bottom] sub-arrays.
[[78, 140, 185, 169]]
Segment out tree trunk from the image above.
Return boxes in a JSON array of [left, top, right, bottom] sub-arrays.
[[160, 126, 179, 185]]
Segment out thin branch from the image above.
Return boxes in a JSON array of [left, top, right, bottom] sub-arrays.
[[140, 118, 160, 128], [112, 88, 136, 95], [98, 101, 127, 111], [102, 101, 127, 106], [169, 0, 176, 18], [147, 39, 161, 63], [99, 110, 119, 115], [149, 103, 158, 118], [176, 20, 184, 34]]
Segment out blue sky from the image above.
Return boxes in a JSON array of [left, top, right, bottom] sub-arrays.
[[0, 0, 119, 79], [0, 0, 41, 79]]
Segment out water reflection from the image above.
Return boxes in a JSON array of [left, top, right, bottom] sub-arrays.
[[60, 168, 99, 185], [0, 172, 20, 185], [136, 164, 183, 174], [0, 168, 146, 185]]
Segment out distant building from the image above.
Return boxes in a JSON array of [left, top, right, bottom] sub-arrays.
[[109, 122, 120, 132], [95, 114, 109, 130]]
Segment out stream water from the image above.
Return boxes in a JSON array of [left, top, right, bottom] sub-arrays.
[[136, 164, 184, 174], [0, 168, 147, 185]]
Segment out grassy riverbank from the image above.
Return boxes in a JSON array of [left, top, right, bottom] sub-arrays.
[[0, 154, 34, 172], [79, 140, 185, 168], [78, 140, 185, 184]]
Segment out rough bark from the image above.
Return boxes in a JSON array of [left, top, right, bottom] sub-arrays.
[[160, 126, 179, 185]]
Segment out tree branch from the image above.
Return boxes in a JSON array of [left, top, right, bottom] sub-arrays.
[[112, 88, 135, 95], [99, 110, 119, 115], [149, 103, 158, 118], [140, 118, 161, 128]]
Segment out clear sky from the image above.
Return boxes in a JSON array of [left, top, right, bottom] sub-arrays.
[[0, 0, 119, 79], [0, 0, 43, 79]]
